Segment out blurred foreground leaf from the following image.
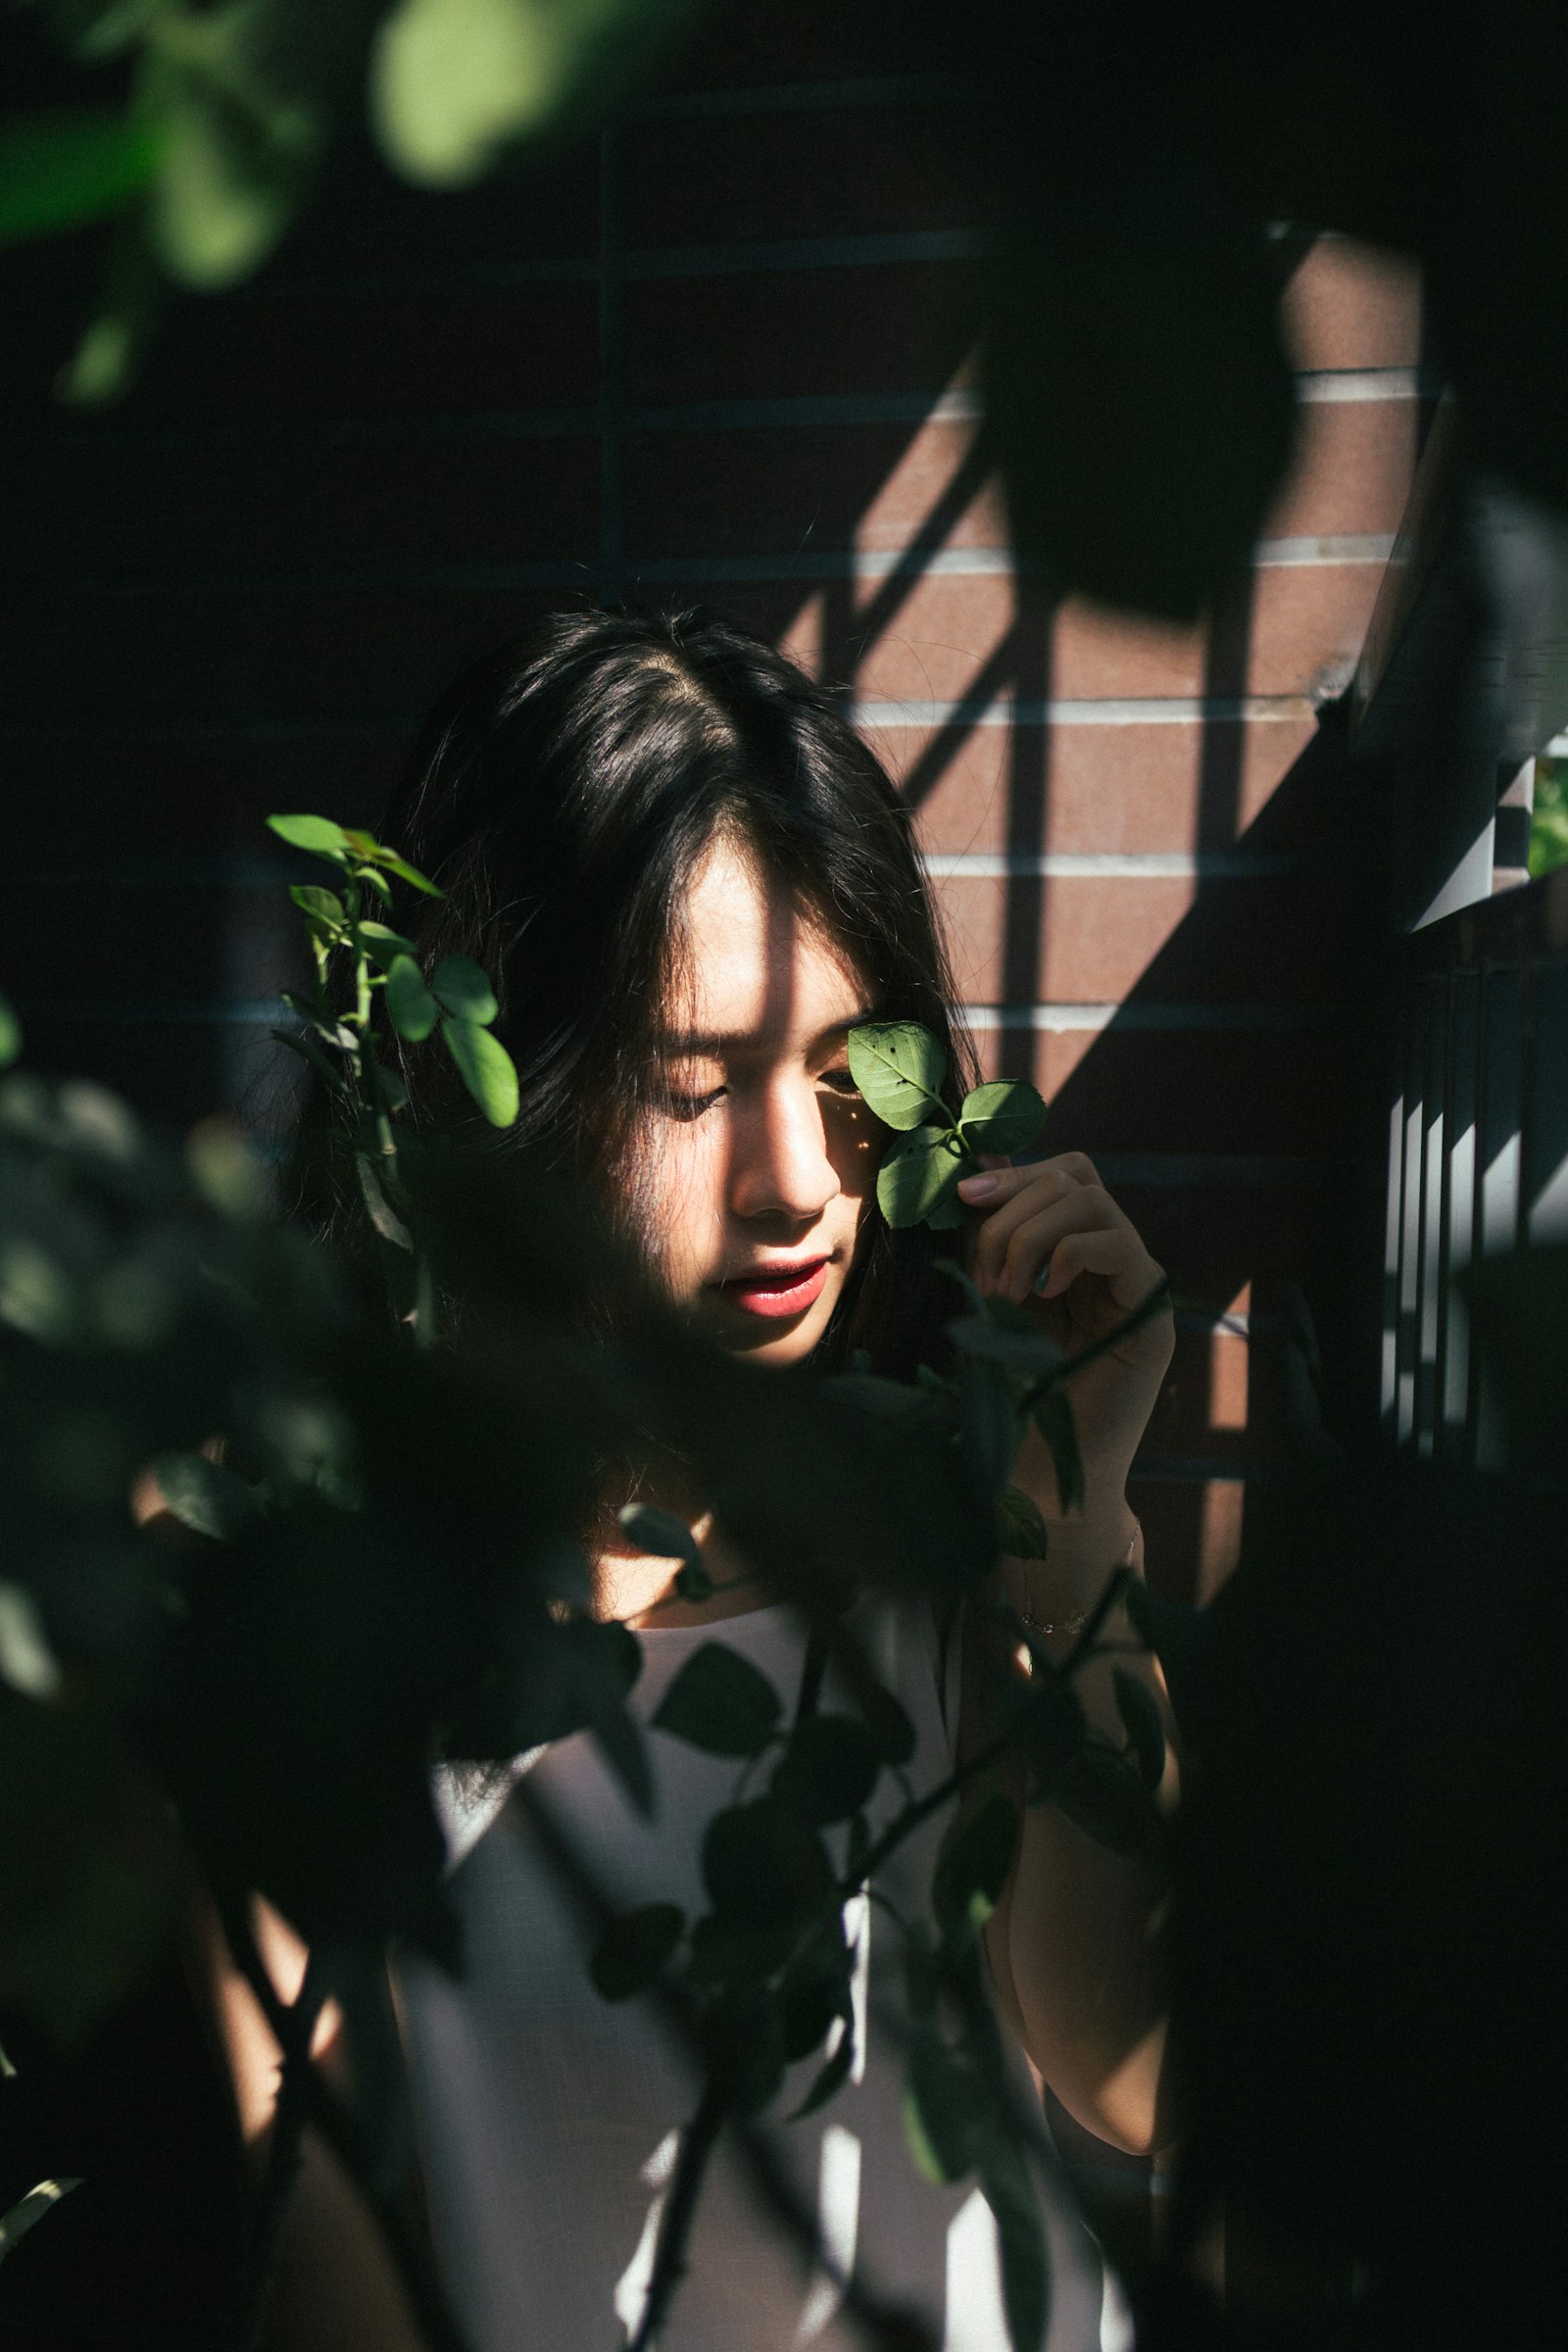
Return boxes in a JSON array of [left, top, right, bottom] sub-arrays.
[[0, 108, 157, 245]]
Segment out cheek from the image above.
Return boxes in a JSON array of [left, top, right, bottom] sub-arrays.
[[823, 1100, 883, 1200], [633, 1122, 728, 1287]]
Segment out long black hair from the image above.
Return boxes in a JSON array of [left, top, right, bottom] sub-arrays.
[[309, 606, 976, 1379]]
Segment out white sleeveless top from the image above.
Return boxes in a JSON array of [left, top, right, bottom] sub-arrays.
[[397, 1593, 1131, 2352]]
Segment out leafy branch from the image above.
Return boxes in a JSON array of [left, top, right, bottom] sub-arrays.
[[267, 811, 520, 1343], [847, 1021, 1046, 1231]]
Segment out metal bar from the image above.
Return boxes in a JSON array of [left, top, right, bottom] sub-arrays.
[[1475, 965, 1524, 1467], [1396, 986, 1426, 1442], [1416, 978, 1448, 1452], [1440, 967, 1480, 1454], [1524, 963, 1568, 1242]]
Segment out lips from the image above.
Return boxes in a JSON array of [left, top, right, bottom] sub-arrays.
[[717, 1255, 831, 1320]]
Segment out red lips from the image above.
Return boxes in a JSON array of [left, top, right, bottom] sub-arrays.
[[717, 1256, 831, 1320]]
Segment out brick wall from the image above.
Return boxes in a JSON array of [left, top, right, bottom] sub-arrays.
[[0, 6, 1420, 1607]]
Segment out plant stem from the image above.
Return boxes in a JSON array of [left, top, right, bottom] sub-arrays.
[[229, 1926, 330, 2351], [513, 1780, 933, 2352], [216, 1899, 473, 2352], [1025, 1277, 1172, 1409], [836, 1564, 1133, 1907], [627, 2081, 727, 2352]]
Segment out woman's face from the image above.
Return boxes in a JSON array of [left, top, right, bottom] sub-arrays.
[[632, 833, 883, 1366]]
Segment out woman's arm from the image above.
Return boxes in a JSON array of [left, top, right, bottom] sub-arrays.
[[181, 1889, 430, 2352], [954, 1153, 1180, 2154]]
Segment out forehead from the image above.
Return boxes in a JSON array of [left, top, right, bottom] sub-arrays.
[[671, 833, 869, 1047]]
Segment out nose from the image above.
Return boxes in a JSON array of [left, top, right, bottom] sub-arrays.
[[727, 1073, 839, 1228]]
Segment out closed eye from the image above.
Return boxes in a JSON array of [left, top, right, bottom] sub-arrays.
[[663, 1086, 726, 1120], [817, 1067, 859, 1096]]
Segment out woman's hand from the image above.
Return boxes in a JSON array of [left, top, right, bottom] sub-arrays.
[[956, 1152, 1173, 1515]]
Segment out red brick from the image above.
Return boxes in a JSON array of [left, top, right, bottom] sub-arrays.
[[277, 135, 599, 275], [1248, 561, 1385, 698], [0, 585, 564, 727], [1265, 398, 1419, 540], [895, 713, 1320, 856], [647, 0, 923, 94], [1282, 239, 1421, 373], [1, 739, 399, 858], [104, 281, 599, 429], [9, 434, 598, 576], [954, 1024, 1348, 1158], [622, 415, 998, 559], [622, 262, 979, 406], [933, 869, 1361, 1005], [621, 105, 972, 248]]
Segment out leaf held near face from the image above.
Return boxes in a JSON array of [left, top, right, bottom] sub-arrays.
[[876, 1125, 968, 1229], [957, 1078, 1047, 1158], [847, 1021, 949, 1131], [441, 1019, 519, 1127]]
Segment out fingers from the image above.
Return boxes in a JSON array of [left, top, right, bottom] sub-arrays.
[[1035, 1224, 1163, 1310], [993, 1197, 1131, 1306], [958, 1155, 1102, 1293]]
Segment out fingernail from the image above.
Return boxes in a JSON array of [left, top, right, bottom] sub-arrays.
[[1033, 1256, 1054, 1297], [957, 1172, 1000, 1199]]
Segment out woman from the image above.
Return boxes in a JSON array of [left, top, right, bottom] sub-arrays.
[[235, 608, 1177, 2352]]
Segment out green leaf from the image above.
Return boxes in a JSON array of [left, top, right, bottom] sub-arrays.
[[590, 1902, 683, 2001], [859, 1683, 916, 1767], [0, 109, 158, 248], [848, 1020, 949, 1130], [686, 1912, 797, 1991], [982, 2139, 1051, 2352], [431, 954, 499, 1026], [789, 2033, 855, 2121], [997, 1486, 1050, 1561], [150, 1451, 265, 1542], [904, 2045, 988, 2183], [368, 1058, 409, 1114], [1111, 1666, 1166, 1792], [958, 1360, 1020, 1501], [355, 922, 416, 966], [385, 956, 439, 1043], [701, 1799, 834, 1927], [926, 1190, 968, 1231], [1050, 1742, 1160, 1856], [0, 995, 21, 1069], [876, 1126, 968, 1228], [268, 813, 348, 857], [957, 1079, 1047, 1157], [0, 2175, 83, 2266], [770, 1714, 882, 1826], [653, 1642, 782, 1757], [0, 1584, 63, 1703], [1030, 1390, 1084, 1515], [617, 1502, 699, 1569], [375, 850, 443, 899], [595, 1704, 653, 1818], [271, 1026, 344, 1095], [933, 1791, 1019, 1939], [185, 1118, 270, 1220], [950, 1314, 1066, 1378], [355, 1152, 413, 1252], [371, 0, 691, 187], [288, 884, 346, 931], [147, 22, 321, 293], [703, 1984, 786, 2115], [441, 1019, 519, 1127]]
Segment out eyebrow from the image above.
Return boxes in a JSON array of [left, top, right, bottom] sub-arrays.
[[656, 1006, 881, 1055]]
